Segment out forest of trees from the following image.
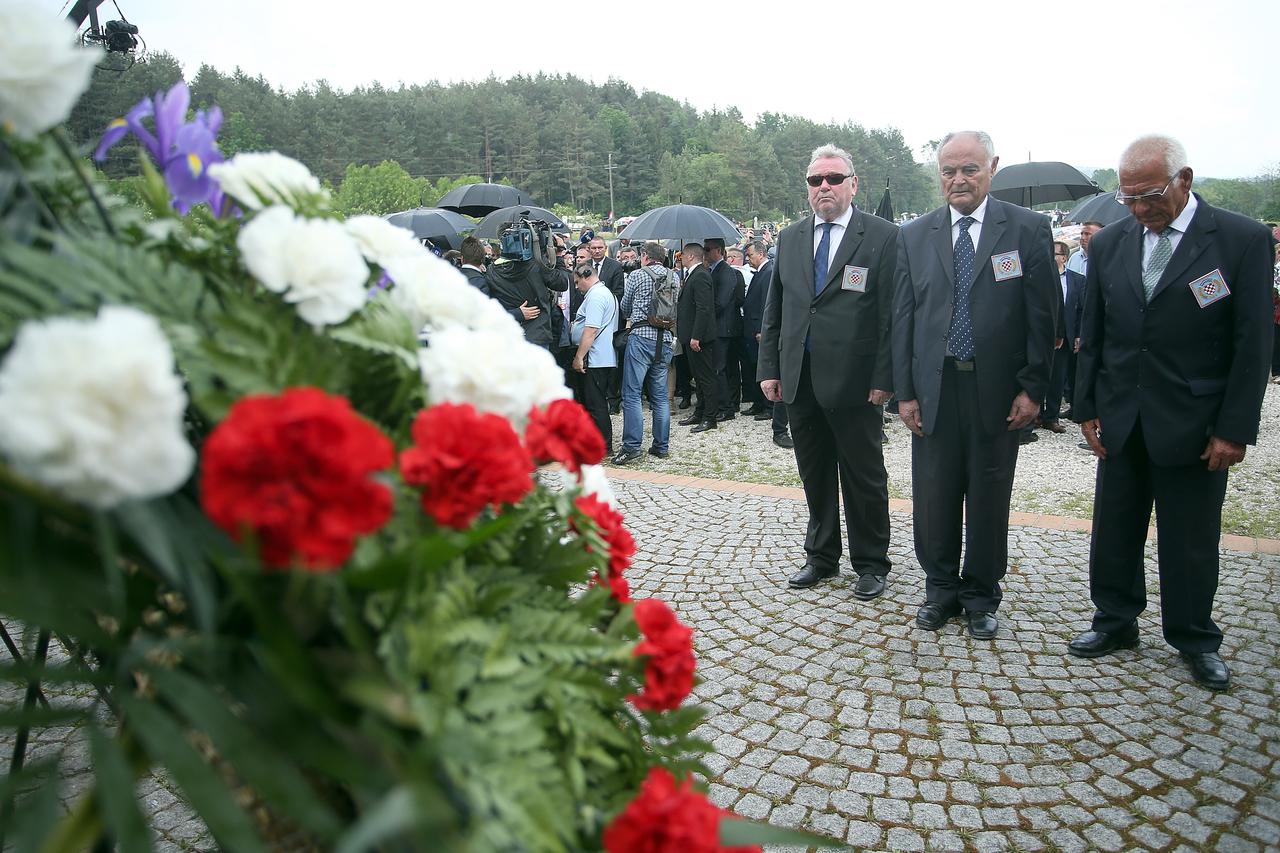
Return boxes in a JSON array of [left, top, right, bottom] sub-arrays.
[[68, 53, 1279, 224]]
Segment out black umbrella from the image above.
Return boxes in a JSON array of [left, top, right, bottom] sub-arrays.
[[1067, 191, 1132, 226], [384, 207, 474, 248], [990, 161, 1101, 208], [436, 183, 533, 217], [617, 204, 740, 243], [472, 206, 569, 238], [874, 182, 894, 222]]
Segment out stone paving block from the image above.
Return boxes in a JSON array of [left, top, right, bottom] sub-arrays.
[[734, 792, 771, 820], [844, 819, 882, 848]]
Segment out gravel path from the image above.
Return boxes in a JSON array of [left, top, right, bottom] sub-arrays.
[[608, 382, 1280, 538]]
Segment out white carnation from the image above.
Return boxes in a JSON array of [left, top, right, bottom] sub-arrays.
[[384, 252, 522, 339], [418, 327, 570, 425], [0, 307, 194, 509], [237, 205, 370, 328], [576, 464, 618, 508], [345, 216, 423, 266], [0, 1, 98, 138], [209, 152, 325, 211]]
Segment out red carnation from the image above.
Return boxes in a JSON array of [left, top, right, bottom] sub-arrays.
[[525, 399, 606, 473], [602, 767, 760, 853], [574, 494, 636, 579], [399, 402, 534, 529], [200, 387, 394, 570], [629, 598, 696, 712]]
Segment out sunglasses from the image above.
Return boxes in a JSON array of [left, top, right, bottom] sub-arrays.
[[806, 173, 851, 188]]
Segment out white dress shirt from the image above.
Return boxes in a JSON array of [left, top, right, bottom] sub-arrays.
[[1142, 193, 1198, 271], [813, 204, 854, 273], [949, 195, 990, 249]]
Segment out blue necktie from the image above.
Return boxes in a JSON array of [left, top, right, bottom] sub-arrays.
[[814, 221, 833, 297], [947, 216, 977, 361]]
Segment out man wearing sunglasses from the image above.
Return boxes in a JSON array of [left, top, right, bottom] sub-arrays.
[[891, 131, 1058, 640], [758, 144, 898, 599], [1069, 135, 1273, 692]]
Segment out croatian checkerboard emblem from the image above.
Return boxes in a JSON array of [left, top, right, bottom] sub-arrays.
[[991, 250, 1023, 282], [1189, 269, 1230, 308], [841, 265, 869, 292]]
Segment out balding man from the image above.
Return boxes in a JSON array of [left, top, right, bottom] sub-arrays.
[[892, 131, 1057, 640], [1069, 135, 1273, 692]]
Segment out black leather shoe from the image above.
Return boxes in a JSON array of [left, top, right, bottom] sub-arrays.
[[916, 602, 961, 630], [753, 411, 773, 421], [967, 611, 999, 639], [677, 397, 691, 410], [1181, 651, 1230, 691], [718, 412, 736, 422], [773, 434, 794, 449], [743, 405, 767, 416], [611, 449, 643, 465], [690, 420, 717, 433], [1067, 626, 1139, 658], [647, 447, 669, 459], [853, 574, 886, 601], [1019, 431, 1039, 445], [788, 563, 838, 589], [678, 414, 700, 426]]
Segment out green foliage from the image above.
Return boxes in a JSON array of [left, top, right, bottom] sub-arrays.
[[1090, 167, 1119, 192], [334, 160, 427, 216], [68, 55, 940, 218]]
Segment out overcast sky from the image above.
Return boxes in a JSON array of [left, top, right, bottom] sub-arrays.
[[53, 0, 1278, 180]]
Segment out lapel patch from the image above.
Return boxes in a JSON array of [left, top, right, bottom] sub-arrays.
[[841, 265, 869, 292], [1189, 269, 1230, 308], [991, 250, 1023, 282]]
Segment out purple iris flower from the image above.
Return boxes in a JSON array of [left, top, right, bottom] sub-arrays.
[[94, 81, 226, 214]]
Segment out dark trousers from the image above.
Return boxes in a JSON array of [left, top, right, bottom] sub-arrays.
[[720, 336, 742, 415], [773, 400, 789, 436], [787, 354, 890, 576], [1088, 420, 1227, 653], [607, 341, 625, 409], [1042, 344, 1069, 422], [1062, 347, 1078, 407], [1271, 323, 1280, 376], [742, 337, 766, 408], [686, 339, 721, 423], [580, 366, 613, 452], [674, 352, 692, 398], [556, 346, 581, 401], [911, 363, 1020, 613]]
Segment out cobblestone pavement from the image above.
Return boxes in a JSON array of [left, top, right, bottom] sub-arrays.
[[4, 473, 1277, 852], [615, 476, 1280, 853]]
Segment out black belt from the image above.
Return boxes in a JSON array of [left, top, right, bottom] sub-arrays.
[[944, 356, 975, 372]]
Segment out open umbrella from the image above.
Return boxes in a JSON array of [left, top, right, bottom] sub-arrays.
[[1067, 191, 1131, 226], [437, 183, 533, 217], [472, 206, 569, 238], [990, 161, 1100, 208], [617, 204, 740, 243], [384, 207, 474, 248]]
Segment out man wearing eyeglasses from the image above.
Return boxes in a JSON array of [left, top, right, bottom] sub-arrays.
[[891, 131, 1057, 640], [758, 144, 898, 598], [1069, 135, 1273, 692]]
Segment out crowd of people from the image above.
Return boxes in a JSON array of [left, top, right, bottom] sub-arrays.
[[440, 131, 1275, 695]]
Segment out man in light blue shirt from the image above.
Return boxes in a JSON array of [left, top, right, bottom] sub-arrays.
[[1065, 220, 1102, 275], [571, 261, 619, 452]]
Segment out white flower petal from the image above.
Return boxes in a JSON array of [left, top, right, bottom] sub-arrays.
[[0, 2, 98, 138], [0, 307, 194, 508], [418, 327, 570, 426], [209, 152, 324, 211]]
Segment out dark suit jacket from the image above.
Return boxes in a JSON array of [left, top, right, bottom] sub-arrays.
[[597, 257, 626, 300], [758, 207, 898, 407], [1063, 269, 1085, 343], [892, 197, 1057, 436], [1073, 194, 1273, 465], [710, 259, 745, 339], [677, 264, 716, 345], [743, 260, 774, 339], [462, 266, 490, 297]]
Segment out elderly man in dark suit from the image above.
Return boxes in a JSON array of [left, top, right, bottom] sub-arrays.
[[758, 144, 898, 597], [676, 243, 720, 433], [892, 130, 1057, 639], [1069, 135, 1273, 692]]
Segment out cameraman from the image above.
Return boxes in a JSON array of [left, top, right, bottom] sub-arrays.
[[485, 226, 570, 351]]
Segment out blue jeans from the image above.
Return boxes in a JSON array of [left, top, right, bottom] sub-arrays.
[[621, 333, 673, 453]]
